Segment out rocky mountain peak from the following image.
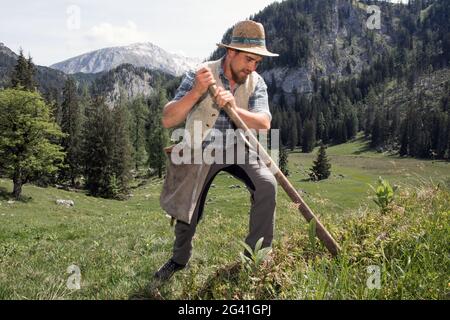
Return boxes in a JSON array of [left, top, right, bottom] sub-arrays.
[[50, 42, 202, 77]]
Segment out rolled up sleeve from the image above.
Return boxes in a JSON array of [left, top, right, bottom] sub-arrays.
[[173, 70, 196, 101], [248, 76, 272, 121]]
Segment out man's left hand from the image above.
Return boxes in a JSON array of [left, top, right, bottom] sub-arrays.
[[213, 87, 237, 109]]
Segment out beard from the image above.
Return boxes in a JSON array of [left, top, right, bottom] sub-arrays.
[[230, 65, 249, 85]]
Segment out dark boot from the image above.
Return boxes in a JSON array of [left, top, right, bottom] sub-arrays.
[[154, 259, 185, 282]]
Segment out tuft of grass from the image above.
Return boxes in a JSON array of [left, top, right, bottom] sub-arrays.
[[369, 177, 398, 215], [239, 237, 272, 272]]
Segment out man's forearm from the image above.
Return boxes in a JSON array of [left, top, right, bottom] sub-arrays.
[[235, 107, 271, 130], [161, 90, 202, 128]]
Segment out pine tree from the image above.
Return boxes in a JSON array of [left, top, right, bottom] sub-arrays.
[[147, 89, 169, 178], [333, 119, 348, 144], [389, 106, 400, 139], [43, 87, 61, 124], [371, 110, 384, 148], [11, 50, 27, 88], [317, 112, 326, 142], [59, 77, 83, 186], [129, 96, 149, 170], [296, 112, 303, 149], [10, 50, 36, 91], [268, 73, 277, 96], [79, 84, 90, 120], [83, 97, 115, 197], [364, 90, 377, 137], [399, 120, 409, 156], [302, 120, 316, 153], [111, 100, 133, 195], [82, 95, 132, 198], [25, 55, 37, 91], [289, 111, 298, 150], [445, 115, 450, 159], [346, 110, 358, 140], [280, 112, 289, 146], [309, 143, 331, 181]]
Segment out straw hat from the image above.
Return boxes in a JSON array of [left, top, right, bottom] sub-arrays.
[[217, 20, 279, 57]]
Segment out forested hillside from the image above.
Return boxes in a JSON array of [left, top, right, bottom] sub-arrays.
[[211, 0, 450, 158]]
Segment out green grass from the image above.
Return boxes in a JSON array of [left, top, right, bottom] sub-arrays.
[[0, 137, 449, 299]]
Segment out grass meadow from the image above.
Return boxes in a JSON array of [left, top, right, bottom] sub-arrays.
[[0, 135, 449, 299]]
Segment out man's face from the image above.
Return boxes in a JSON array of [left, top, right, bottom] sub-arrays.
[[228, 50, 263, 84]]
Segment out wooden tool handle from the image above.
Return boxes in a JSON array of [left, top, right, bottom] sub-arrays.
[[208, 84, 341, 256]]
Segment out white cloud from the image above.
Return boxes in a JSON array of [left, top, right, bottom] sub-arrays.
[[85, 20, 150, 46], [59, 20, 151, 62]]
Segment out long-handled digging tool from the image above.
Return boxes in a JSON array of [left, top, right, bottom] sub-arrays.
[[208, 84, 341, 257]]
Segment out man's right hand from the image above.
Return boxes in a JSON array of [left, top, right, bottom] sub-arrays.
[[161, 67, 215, 129], [191, 67, 215, 98]]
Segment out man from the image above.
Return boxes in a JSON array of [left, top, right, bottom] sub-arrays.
[[156, 20, 279, 282]]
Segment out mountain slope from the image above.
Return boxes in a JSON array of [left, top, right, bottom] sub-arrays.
[[206, 0, 450, 159], [0, 42, 67, 99], [90, 63, 175, 107], [0, 43, 178, 106], [210, 0, 417, 104], [50, 42, 201, 77]]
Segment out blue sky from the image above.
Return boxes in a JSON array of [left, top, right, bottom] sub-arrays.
[[0, 0, 408, 66]]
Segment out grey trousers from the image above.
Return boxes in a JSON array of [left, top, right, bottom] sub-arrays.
[[171, 147, 277, 265]]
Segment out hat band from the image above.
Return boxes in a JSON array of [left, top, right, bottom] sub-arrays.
[[231, 37, 266, 46]]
